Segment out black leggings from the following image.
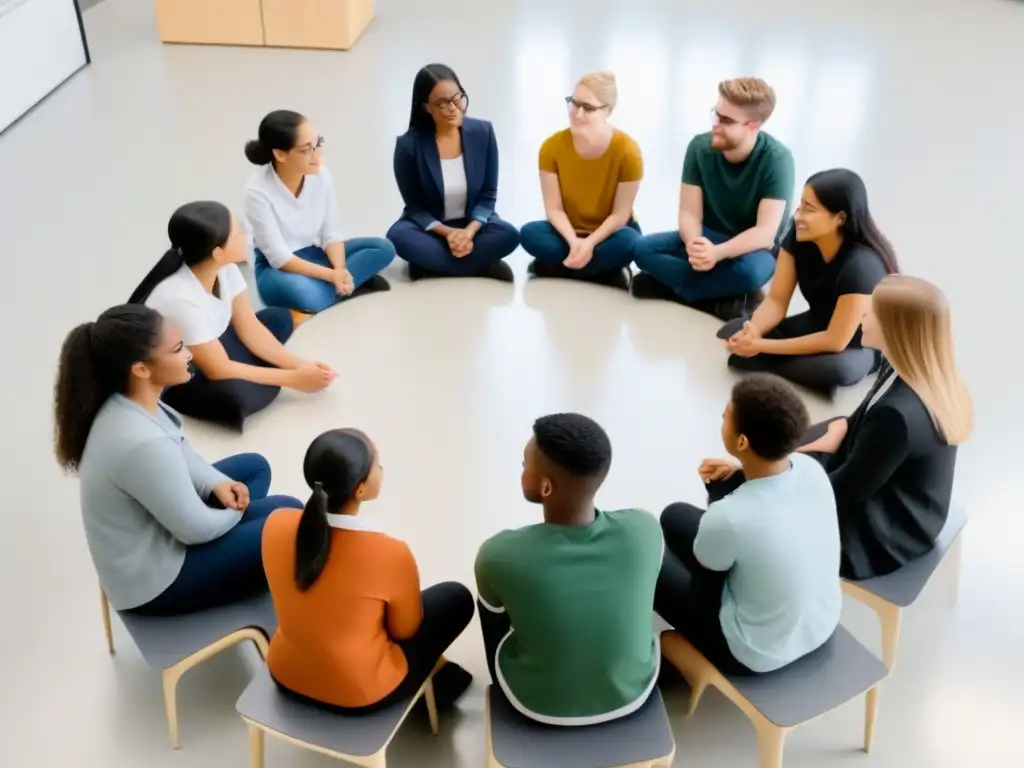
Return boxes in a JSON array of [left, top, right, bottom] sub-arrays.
[[275, 582, 475, 714], [161, 307, 294, 430], [653, 475, 753, 676], [719, 312, 877, 394]]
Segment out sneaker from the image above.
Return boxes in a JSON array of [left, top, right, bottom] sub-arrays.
[[527, 259, 571, 278], [631, 272, 679, 301], [351, 275, 391, 295], [479, 260, 514, 282], [592, 267, 632, 291], [709, 296, 749, 322], [430, 662, 473, 711], [745, 289, 765, 312]]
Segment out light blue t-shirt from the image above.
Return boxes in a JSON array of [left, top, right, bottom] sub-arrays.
[[694, 453, 842, 673]]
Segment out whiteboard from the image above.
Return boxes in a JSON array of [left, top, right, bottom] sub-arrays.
[[0, 0, 89, 134]]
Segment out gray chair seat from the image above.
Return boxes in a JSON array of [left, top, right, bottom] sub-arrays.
[[727, 626, 888, 728], [487, 686, 676, 768]]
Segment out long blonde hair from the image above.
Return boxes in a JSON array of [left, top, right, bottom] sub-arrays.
[[874, 275, 974, 445]]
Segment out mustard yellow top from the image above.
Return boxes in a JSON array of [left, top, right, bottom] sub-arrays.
[[538, 128, 643, 235]]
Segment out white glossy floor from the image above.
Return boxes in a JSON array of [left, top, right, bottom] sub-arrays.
[[2, 0, 1022, 765]]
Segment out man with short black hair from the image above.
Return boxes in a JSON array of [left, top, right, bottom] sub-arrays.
[[475, 413, 663, 725], [655, 374, 841, 674]]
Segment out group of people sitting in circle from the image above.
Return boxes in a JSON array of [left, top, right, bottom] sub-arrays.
[[52, 60, 975, 732]]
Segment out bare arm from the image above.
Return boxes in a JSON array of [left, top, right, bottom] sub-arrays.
[[759, 293, 872, 355], [746, 247, 798, 334], [230, 293, 303, 370], [278, 256, 334, 282], [323, 240, 347, 272], [585, 180, 640, 246], [189, 337, 298, 388], [540, 171, 578, 243], [678, 183, 703, 246], [714, 198, 787, 260]]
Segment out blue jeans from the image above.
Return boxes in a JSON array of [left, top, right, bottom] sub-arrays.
[[387, 217, 520, 276], [127, 453, 302, 617], [520, 220, 641, 278], [632, 228, 775, 302], [254, 240, 395, 313]]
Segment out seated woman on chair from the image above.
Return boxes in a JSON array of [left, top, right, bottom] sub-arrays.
[[54, 304, 302, 616], [244, 109, 396, 314], [720, 169, 898, 396], [262, 429, 475, 713], [387, 63, 520, 281], [129, 201, 336, 431], [799, 275, 974, 580], [656, 375, 841, 675], [520, 71, 643, 290]]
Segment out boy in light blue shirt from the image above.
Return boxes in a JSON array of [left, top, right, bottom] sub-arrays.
[[654, 374, 841, 673]]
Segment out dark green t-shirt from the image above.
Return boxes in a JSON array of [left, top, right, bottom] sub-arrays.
[[682, 131, 795, 238], [475, 509, 663, 725]]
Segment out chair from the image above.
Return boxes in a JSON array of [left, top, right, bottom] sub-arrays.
[[236, 659, 443, 767], [841, 505, 967, 670], [661, 627, 887, 768], [484, 685, 676, 768], [100, 586, 276, 748]]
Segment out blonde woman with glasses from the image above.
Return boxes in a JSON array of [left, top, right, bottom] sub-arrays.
[[798, 275, 974, 579]]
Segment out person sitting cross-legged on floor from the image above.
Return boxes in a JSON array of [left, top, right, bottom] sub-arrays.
[[387, 63, 520, 282], [520, 71, 643, 291], [244, 109, 395, 315], [718, 169, 899, 397], [475, 413, 663, 725], [262, 429, 475, 714], [655, 374, 841, 675], [632, 77, 794, 320], [129, 201, 336, 431], [54, 304, 302, 616]]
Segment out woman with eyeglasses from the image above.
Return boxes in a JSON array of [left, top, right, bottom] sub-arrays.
[[387, 64, 520, 281], [244, 110, 396, 315], [128, 201, 336, 431], [520, 71, 644, 290], [54, 304, 302, 616]]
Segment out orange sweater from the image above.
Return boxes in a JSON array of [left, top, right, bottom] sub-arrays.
[[262, 509, 423, 708]]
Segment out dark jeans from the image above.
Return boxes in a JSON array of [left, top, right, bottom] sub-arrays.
[[653, 474, 753, 676], [161, 307, 294, 430], [520, 219, 642, 278], [632, 227, 775, 302], [275, 582, 476, 713], [387, 217, 520, 276], [127, 453, 302, 617], [718, 313, 877, 394]]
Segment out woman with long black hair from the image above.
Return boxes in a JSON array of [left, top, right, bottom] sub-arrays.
[[386, 63, 520, 281], [54, 304, 302, 615], [129, 201, 335, 430], [262, 429, 475, 713], [719, 168, 899, 395]]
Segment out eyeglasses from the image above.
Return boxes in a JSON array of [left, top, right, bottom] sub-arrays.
[[566, 96, 606, 113], [431, 92, 469, 112], [710, 108, 746, 127], [295, 136, 326, 155]]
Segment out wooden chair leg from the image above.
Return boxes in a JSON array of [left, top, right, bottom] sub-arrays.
[[248, 724, 265, 768], [753, 718, 788, 768], [864, 685, 880, 753], [660, 632, 716, 717], [878, 603, 903, 671], [99, 587, 115, 655], [423, 677, 439, 736], [162, 665, 184, 749]]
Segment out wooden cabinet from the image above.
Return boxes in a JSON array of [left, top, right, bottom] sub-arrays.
[[153, 0, 374, 50]]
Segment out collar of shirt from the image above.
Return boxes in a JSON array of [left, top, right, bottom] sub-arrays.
[[325, 513, 384, 534]]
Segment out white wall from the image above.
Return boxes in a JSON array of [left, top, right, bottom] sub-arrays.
[[0, 0, 88, 133]]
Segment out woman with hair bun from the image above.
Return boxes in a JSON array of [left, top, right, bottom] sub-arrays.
[[520, 71, 644, 290], [800, 275, 974, 579], [262, 429, 475, 713], [54, 304, 301, 616], [129, 201, 335, 430], [244, 110, 396, 315]]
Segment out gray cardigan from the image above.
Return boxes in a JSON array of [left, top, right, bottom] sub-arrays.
[[79, 395, 239, 610]]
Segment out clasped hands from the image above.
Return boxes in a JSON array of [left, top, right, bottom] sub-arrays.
[[725, 321, 763, 358], [447, 228, 476, 258], [687, 236, 722, 272], [212, 480, 250, 511], [697, 457, 740, 484], [564, 236, 596, 269], [332, 267, 355, 296]]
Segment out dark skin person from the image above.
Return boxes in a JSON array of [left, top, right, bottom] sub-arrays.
[[521, 436, 604, 528]]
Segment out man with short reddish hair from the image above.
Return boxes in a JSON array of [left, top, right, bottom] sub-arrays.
[[633, 77, 795, 321]]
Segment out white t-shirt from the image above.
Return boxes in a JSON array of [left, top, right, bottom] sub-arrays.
[[145, 262, 248, 346], [694, 453, 842, 673], [244, 164, 344, 270], [441, 155, 468, 222]]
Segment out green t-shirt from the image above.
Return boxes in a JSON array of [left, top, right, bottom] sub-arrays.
[[682, 131, 795, 238], [475, 509, 663, 725]]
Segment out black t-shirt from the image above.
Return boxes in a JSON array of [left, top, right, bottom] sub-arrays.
[[781, 229, 888, 348]]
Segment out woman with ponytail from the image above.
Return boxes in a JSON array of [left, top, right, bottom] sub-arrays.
[[130, 201, 335, 430], [244, 110, 396, 314], [720, 169, 899, 396], [262, 429, 475, 713], [799, 275, 974, 579], [54, 304, 302, 615]]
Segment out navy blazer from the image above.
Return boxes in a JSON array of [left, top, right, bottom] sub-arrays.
[[393, 116, 499, 230]]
